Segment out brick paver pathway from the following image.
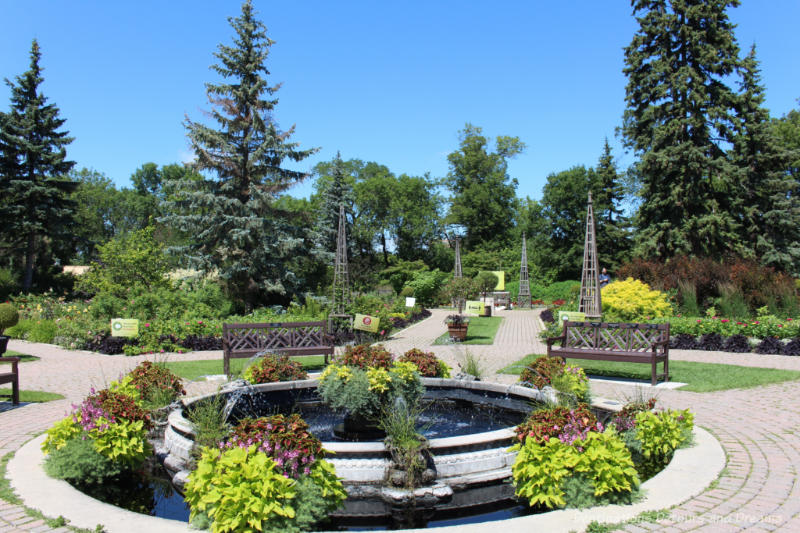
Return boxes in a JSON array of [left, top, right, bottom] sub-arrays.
[[2, 310, 800, 532]]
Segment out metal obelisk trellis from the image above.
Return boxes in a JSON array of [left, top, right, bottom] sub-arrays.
[[517, 234, 531, 308], [331, 204, 350, 317], [453, 237, 464, 312], [579, 192, 602, 318]]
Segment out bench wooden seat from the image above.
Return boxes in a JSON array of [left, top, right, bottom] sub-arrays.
[[222, 321, 334, 377], [546, 321, 670, 386], [0, 356, 20, 405]]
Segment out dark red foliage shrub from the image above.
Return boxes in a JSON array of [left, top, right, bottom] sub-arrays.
[[225, 414, 323, 478], [782, 338, 800, 356], [755, 337, 784, 355], [551, 299, 566, 307], [519, 356, 565, 389], [90, 389, 152, 428], [698, 333, 724, 351], [86, 333, 135, 355], [540, 309, 555, 323], [245, 353, 308, 383], [339, 344, 393, 369], [670, 334, 698, 350], [728, 259, 795, 310], [514, 404, 600, 445], [722, 335, 752, 353], [128, 361, 185, 400], [179, 334, 222, 351], [399, 348, 445, 377]]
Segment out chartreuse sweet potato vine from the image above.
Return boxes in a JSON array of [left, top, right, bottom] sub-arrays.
[[511, 427, 640, 509], [184, 445, 346, 533]]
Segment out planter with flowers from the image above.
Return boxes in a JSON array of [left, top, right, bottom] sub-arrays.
[[444, 314, 470, 341]]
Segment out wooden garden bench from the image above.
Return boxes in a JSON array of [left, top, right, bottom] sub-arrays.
[[546, 321, 670, 386], [222, 321, 334, 377], [0, 356, 20, 405]]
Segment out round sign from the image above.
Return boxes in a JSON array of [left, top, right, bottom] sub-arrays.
[[112, 321, 122, 330], [362, 317, 372, 325]]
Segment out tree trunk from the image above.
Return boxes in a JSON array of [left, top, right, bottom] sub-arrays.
[[23, 233, 35, 291]]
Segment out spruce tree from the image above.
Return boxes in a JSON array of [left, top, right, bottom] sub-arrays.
[[160, 0, 316, 306], [312, 152, 355, 263], [0, 40, 76, 290], [621, 0, 744, 259], [592, 139, 632, 273], [733, 46, 800, 274]]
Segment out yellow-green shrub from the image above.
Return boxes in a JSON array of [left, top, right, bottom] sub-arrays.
[[510, 428, 639, 509], [601, 278, 672, 321]]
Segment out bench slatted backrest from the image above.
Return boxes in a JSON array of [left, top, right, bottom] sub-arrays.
[[223, 321, 330, 358], [563, 321, 669, 351]]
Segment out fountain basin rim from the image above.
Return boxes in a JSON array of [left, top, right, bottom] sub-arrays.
[[173, 377, 549, 452]]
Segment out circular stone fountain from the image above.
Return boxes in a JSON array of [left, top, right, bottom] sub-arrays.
[[161, 377, 622, 525]]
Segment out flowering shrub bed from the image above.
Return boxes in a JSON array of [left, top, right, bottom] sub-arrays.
[[601, 278, 672, 321], [398, 348, 451, 378], [338, 343, 394, 369], [511, 399, 694, 509], [318, 358, 424, 422], [243, 353, 308, 384]]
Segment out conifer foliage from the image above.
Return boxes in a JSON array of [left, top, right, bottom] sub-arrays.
[[161, 0, 317, 306], [622, 0, 743, 259], [0, 40, 76, 291]]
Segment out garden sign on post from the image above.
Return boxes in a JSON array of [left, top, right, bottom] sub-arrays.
[[353, 314, 380, 333], [111, 319, 139, 337]]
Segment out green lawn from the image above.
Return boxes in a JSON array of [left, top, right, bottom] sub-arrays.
[[164, 355, 328, 381], [0, 389, 64, 403], [501, 354, 800, 392], [0, 350, 39, 363], [433, 316, 504, 345]]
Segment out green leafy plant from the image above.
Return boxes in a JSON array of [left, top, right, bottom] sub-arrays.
[[185, 445, 345, 533], [630, 409, 694, 478], [0, 303, 19, 335], [510, 428, 639, 509], [126, 361, 185, 407], [380, 400, 431, 488], [459, 349, 484, 379], [317, 361, 424, 422], [43, 437, 124, 484], [243, 353, 308, 384]]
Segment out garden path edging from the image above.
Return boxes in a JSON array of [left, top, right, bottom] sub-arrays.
[[8, 425, 724, 533]]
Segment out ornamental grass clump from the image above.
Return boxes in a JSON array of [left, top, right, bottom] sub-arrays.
[[318, 360, 424, 422], [601, 278, 672, 321], [398, 348, 451, 378], [185, 414, 346, 533], [243, 352, 308, 384]]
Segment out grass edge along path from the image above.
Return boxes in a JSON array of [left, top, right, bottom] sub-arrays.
[[0, 350, 39, 363], [164, 355, 327, 381], [433, 316, 504, 345], [0, 389, 64, 403], [500, 354, 800, 392]]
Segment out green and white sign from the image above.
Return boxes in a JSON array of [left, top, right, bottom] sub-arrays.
[[465, 300, 484, 316], [111, 318, 139, 337], [353, 314, 380, 333], [558, 311, 586, 323]]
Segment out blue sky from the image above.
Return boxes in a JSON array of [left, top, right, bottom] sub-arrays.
[[2, 1, 798, 201]]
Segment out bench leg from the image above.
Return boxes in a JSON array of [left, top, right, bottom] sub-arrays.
[[223, 356, 230, 379], [651, 358, 657, 387], [12, 376, 19, 405], [664, 357, 669, 383]]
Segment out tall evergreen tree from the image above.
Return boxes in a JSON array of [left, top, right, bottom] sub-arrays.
[[0, 40, 76, 290], [733, 46, 800, 273], [160, 1, 316, 306], [592, 139, 632, 272], [445, 123, 524, 250], [621, 0, 744, 259], [312, 152, 356, 262]]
